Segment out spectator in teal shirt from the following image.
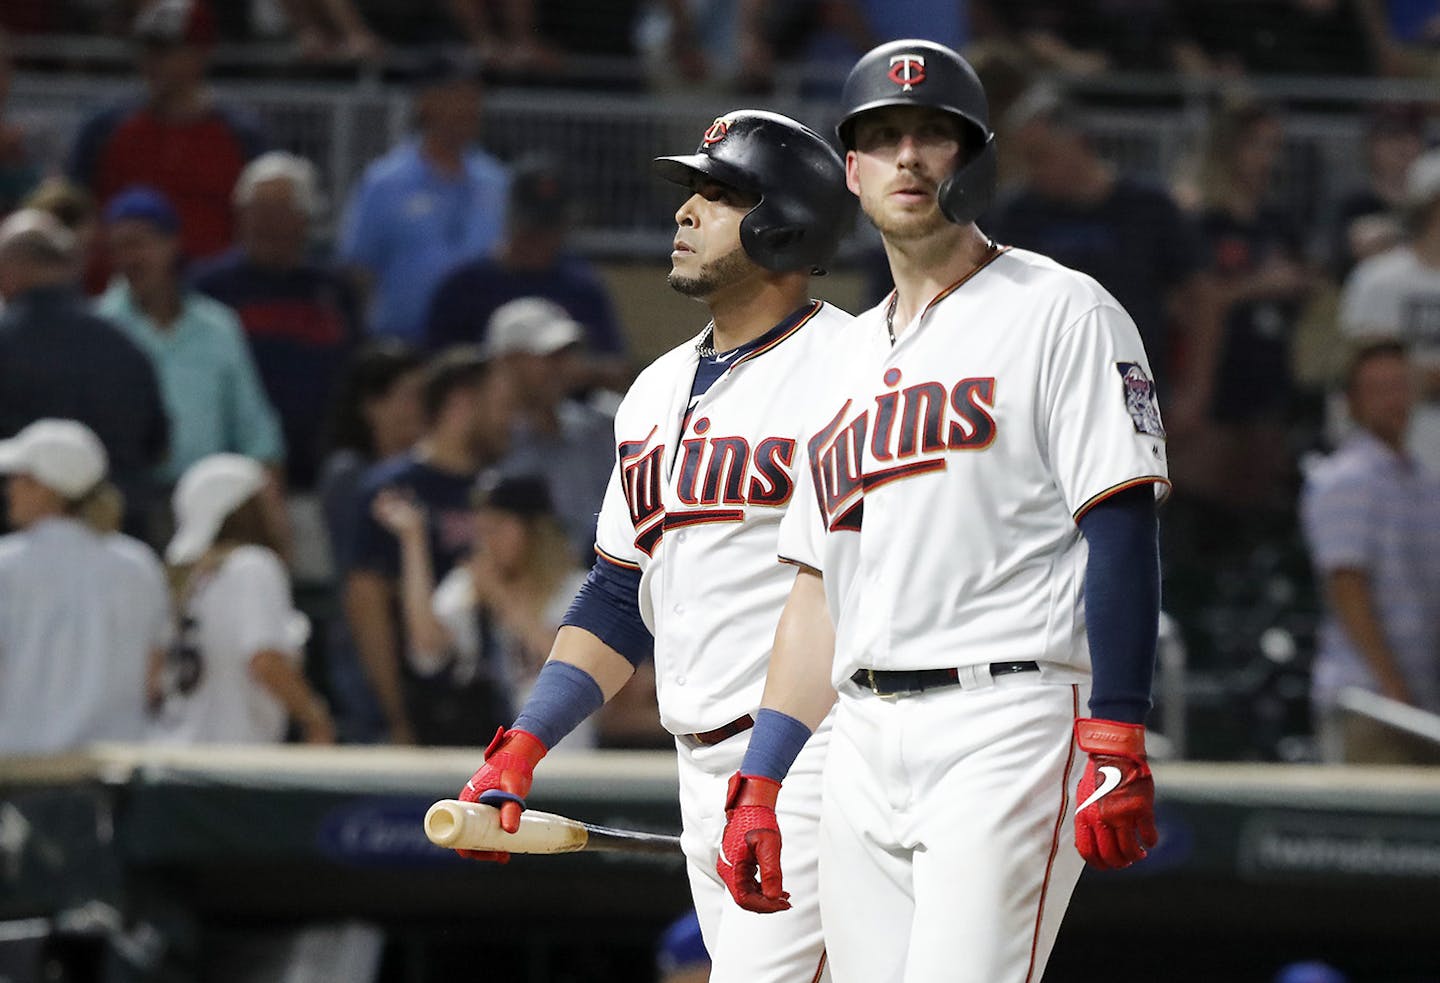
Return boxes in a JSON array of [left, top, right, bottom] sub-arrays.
[[96, 186, 284, 487]]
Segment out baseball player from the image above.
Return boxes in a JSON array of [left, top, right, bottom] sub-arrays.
[[716, 41, 1170, 983], [451, 111, 860, 982]]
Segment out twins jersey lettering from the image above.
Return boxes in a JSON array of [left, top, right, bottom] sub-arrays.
[[779, 248, 1171, 684], [594, 301, 860, 734]]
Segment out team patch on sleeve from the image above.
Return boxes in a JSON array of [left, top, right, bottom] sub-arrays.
[[1115, 362, 1165, 438]]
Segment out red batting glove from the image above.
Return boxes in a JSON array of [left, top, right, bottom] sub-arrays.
[[455, 727, 549, 862], [716, 772, 791, 913], [1073, 718, 1158, 870]]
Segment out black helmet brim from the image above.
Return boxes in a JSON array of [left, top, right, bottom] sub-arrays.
[[652, 154, 761, 197]]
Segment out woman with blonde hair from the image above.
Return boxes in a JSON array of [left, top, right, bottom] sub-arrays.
[[150, 453, 334, 744], [0, 419, 170, 752], [370, 472, 592, 747]]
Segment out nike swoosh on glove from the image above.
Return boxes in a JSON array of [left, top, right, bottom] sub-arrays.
[[716, 772, 791, 913], [455, 727, 548, 863], [1074, 718, 1158, 870]]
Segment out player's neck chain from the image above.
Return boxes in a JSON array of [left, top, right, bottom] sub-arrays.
[[695, 326, 719, 359], [886, 239, 1001, 346]]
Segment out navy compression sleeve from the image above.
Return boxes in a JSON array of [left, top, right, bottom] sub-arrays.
[[560, 555, 654, 666], [512, 661, 605, 749], [740, 709, 814, 782], [1076, 484, 1160, 724]]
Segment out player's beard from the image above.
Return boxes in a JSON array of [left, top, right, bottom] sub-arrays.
[[864, 191, 950, 242], [668, 243, 753, 298]]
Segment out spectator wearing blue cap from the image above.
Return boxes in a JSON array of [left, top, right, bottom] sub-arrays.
[[656, 909, 709, 983], [96, 185, 284, 532]]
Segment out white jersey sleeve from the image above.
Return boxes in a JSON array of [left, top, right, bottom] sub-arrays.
[[776, 440, 826, 571], [222, 546, 303, 662], [1043, 302, 1171, 519], [593, 456, 644, 572]]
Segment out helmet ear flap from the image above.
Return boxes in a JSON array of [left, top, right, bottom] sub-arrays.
[[937, 133, 997, 225], [739, 206, 801, 273], [754, 223, 803, 256]]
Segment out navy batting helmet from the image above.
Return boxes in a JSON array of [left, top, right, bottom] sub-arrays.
[[836, 39, 997, 225], [653, 110, 855, 276]]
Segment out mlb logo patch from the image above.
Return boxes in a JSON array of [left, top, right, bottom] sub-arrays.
[[1116, 362, 1164, 438]]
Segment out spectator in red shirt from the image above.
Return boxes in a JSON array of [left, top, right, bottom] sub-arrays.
[[65, 0, 267, 273]]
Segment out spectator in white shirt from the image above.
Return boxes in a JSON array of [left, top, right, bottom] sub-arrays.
[[1339, 148, 1440, 475], [149, 453, 334, 745], [0, 419, 170, 754]]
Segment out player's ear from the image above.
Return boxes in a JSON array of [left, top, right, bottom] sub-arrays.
[[845, 152, 862, 196]]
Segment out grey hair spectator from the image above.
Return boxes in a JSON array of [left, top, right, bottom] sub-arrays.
[[233, 150, 326, 219]]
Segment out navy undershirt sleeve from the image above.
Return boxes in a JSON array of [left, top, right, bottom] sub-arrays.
[[1076, 484, 1161, 724], [512, 661, 605, 749], [560, 555, 653, 667]]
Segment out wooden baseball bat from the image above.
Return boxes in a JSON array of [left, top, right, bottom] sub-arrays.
[[424, 799, 681, 856]]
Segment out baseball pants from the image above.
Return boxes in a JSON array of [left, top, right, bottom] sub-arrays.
[[677, 718, 832, 983], [818, 670, 1087, 983]]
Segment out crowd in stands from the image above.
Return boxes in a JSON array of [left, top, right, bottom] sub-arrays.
[[4, 1, 1440, 85], [0, 0, 1438, 772], [0, 0, 658, 758]]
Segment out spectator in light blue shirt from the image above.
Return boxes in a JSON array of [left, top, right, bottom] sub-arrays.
[[338, 57, 509, 342], [1301, 340, 1440, 764], [96, 186, 284, 488]]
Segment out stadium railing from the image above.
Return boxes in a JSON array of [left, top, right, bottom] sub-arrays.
[[10, 59, 1440, 260]]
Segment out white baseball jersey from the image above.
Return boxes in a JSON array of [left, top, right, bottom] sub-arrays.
[[779, 247, 1170, 684], [149, 545, 308, 745], [593, 300, 859, 735], [0, 518, 170, 753]]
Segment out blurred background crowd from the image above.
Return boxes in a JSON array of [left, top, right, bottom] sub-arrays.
[[3, 2, 1440, 982], [2, 0, 1440, 765], [2, 0, 1440, 771]]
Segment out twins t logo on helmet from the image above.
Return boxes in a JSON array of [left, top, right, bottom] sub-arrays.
[[702, 118, 731, 146], [887, 55, 926, 91]]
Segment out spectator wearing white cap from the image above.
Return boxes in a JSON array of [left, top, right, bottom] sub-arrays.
[[151, 453, 334, 745], [486, 297, 616, 559], [1340, 147, 1440, 475], [0, 419, 170, 754], [0, 208, 168, 537]]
